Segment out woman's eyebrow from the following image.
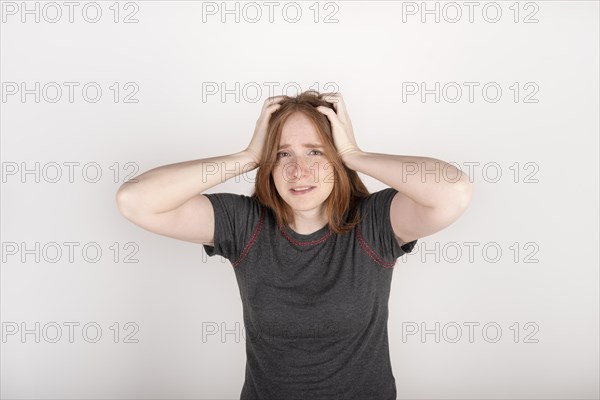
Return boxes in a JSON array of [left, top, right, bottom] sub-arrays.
[[278, 143, 323, 150]]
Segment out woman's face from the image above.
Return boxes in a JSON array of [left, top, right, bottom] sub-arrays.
[[272, 112, 335, 213]]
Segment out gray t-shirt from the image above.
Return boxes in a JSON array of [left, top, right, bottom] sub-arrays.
[[202, 187, 417, 400]]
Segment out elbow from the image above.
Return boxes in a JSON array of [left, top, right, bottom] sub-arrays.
[[115, 184, 137, 219], [455, 178, 473, 211]]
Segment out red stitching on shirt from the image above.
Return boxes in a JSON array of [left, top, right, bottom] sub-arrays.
[[355, 223, 396, 269], [274, 212, 395, 267], [231, 206, 265, 268], [277, 222, 333, 246], [239, 202, 394, 267]]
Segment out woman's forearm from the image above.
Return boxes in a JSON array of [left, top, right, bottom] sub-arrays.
[[116, 149, 258, 216], [341, 151, 472, 209]]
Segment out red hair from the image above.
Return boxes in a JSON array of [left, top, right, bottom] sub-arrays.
[[250, 90, 371, 235]]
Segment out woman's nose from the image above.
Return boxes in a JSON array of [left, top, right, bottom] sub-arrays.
[[290, 157, 313, 180]]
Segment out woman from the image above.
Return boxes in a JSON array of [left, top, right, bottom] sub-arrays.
[[116, 90, 473, 399]]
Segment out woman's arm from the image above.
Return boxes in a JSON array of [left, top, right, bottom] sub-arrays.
[[115, 96, 284, 244], [314, 92, 472, 244], [116, 150, 258, 218], [341, 151, 473, 243]]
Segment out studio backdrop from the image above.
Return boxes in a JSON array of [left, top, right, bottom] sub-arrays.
[[1, 1, 598, 399]]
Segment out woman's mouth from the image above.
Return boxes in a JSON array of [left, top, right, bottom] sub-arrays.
[[290, 186, 315, 195]]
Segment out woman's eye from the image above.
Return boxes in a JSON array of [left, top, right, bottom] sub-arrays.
[[277, 150, 322, 158]]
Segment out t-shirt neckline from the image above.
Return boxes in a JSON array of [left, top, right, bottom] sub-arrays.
[[279, 221, 332, 244]]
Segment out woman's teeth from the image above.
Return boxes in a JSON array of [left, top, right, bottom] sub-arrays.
[[291, 186, 314, 193]]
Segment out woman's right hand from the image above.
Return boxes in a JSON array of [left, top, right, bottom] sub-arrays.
[[245, 95, 286, 165]]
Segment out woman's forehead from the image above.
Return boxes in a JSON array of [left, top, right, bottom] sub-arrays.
[[278, 134, 322, 147], [280, 125, 320, 143]]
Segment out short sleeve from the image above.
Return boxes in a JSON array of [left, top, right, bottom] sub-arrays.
[[359, 187, 418, 260], [201, 192, 263, 262]]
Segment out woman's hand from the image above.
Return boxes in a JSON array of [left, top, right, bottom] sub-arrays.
[[246, 95, 286, 165], [316, 92, 362, 160]]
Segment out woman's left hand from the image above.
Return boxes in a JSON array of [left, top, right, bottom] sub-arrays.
[[316, 92, 362, 160]]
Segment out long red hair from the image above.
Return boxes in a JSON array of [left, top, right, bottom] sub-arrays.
[[250, 90, 371, 235]]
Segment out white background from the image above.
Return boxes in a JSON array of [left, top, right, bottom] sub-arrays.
[[1, 1, 598, 399]]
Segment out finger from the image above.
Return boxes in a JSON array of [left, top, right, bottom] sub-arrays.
[[319, 92, 342, 100], [319, 92, 339, 103], [262, 96, 286, 111], [257, 103, 282, 125], [316, 105, 338, 121], [265, 95, 287, 104], [319, 92, 341, 97], [319, 93, 344, 113], [266, 103, 282, 113]]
